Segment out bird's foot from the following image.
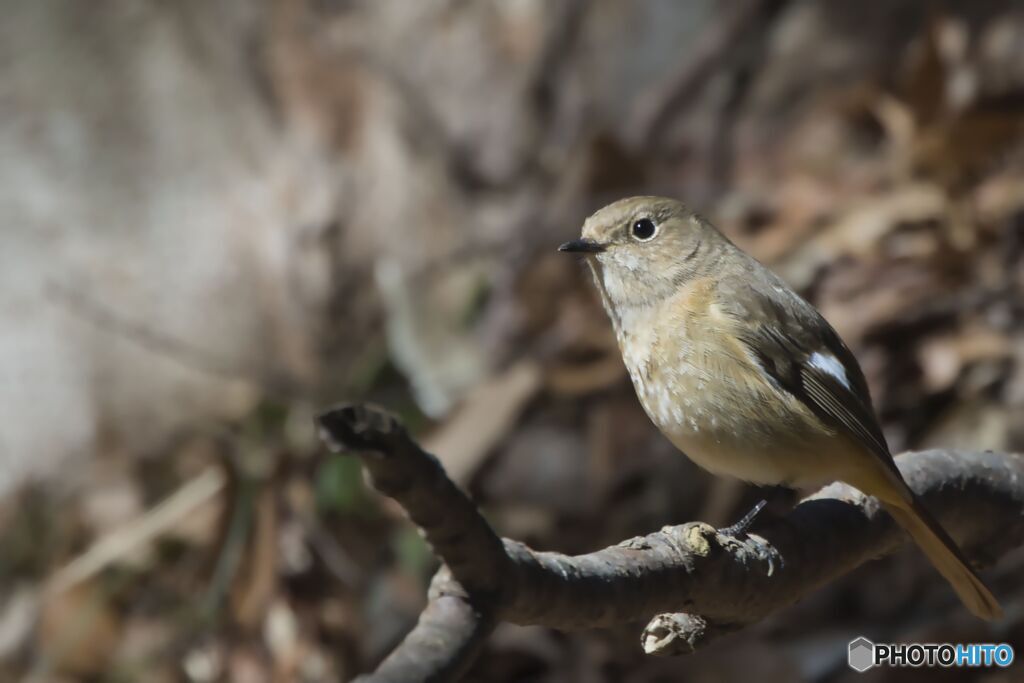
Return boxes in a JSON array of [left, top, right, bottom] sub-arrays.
[[718, 499, 782, 572]]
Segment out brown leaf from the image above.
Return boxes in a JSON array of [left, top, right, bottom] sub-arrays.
[[37, 581, 121, 677], [918, 327, 1011, 392], [231, 488, 279, 630], [914, 108, 1024, 189], [545, 353, 626, 396], [899, 15, 950, 127]]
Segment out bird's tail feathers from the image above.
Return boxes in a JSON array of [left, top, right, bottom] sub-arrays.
[[884, 500, 1002, 621]]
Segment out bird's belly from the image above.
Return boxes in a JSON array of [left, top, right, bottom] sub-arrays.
[[618, 316, 845, 488], [636, 376, 843, 488], [666, 429, 822, 487]]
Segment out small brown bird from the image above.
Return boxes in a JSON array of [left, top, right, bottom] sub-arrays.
[[560, 196, 1001, 620]]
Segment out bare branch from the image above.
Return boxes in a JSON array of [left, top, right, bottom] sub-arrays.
[[362, 570, 496, 683], [628, 0, 788, 151], [319, 403, 1024, 681], [317, 405, 509, 597]]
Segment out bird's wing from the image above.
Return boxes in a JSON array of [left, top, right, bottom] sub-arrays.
[[724, 272, 897, 472]]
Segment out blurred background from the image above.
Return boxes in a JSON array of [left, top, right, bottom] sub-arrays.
[[2, 0, 1024, 680]]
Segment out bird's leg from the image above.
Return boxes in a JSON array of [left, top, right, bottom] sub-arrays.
[[719, 499, 767, 538]]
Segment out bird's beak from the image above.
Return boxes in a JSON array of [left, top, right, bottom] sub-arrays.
[[558, 238, 606, 254]]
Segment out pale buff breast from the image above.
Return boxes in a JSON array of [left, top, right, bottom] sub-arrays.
[[612, 279, 843, 487]]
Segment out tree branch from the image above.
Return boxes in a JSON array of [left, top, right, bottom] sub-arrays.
[[627, 0, 788, 151], [365, 569, 497, 683], [319, 403, 1024, 682]]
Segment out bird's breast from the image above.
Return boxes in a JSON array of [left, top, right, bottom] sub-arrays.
[[613, 287, 837, 486], [614, 293, 720, 436]]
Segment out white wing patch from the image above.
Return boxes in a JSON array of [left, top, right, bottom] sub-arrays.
[[808, 351, 851, 390]]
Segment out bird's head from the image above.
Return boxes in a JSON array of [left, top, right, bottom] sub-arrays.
[[560, 196, 723, 310]]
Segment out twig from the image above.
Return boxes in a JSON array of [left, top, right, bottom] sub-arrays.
[[317, 405, 509, 597], [48, 467, 226, 594], [628, 0, 787, 151], [366, 569, 496, 683], [46, 279, 299, 401], [319, 403, 1024, 681]]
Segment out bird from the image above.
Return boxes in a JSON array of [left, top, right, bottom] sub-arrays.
[[558, 195, 1001, 621]]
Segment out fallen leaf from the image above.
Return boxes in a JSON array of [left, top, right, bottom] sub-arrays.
[[545, 352, 626, 395], [37, 580, 121, 678], [918, 327, 1011, 392], [231, 488, 278, 630]]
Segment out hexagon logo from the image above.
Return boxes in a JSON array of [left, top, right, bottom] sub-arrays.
[[848, 637, 875, 672]]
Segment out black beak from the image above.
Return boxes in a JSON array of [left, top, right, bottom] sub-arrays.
[[558, 238, 605, 254]]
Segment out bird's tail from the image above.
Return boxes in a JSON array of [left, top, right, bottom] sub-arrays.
[[884, 499, 1002, 621]]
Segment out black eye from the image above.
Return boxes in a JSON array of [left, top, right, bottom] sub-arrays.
[[631, 218, 657, 241]]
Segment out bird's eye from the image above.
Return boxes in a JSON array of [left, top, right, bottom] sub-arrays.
[[631, 218, 657, 241]]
